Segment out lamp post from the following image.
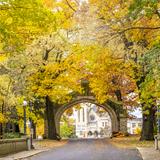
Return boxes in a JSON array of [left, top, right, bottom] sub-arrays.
[[155, 99, 160, 150], [23, 100, 27, 135], [157, 100, 160, 135], [29, 101, 34, 149]]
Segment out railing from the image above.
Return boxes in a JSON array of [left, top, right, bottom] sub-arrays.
[[0, 138, 31, 157]]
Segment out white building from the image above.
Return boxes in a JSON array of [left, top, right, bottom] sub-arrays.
[[127, 108, 142, 134], [127, 118, 142, 134], [74, 103, 112, 138]]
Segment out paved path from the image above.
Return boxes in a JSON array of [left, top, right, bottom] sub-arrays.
[[137, 147, 160, 160], [26, 139, 142, 160]]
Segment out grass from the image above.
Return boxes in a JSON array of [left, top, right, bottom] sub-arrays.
[[110, 135, 154, 148]]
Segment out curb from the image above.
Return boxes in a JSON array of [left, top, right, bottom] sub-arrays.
[[137, 147, 160, 160], [14, 150, 48, 160], [136, 147, 144, 160], [0, 149, 49, 160]]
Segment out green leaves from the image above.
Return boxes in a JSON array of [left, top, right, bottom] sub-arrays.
[[129, 0, 159, 18], [139, 46, 160, 106]]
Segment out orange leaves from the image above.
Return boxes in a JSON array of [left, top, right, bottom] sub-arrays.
[[87, 46, 137, 104], [43, 0, 55, 9]]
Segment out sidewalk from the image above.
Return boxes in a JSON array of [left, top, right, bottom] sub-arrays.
[[0, 149, 48, 160], [137, 147, 160, 160]]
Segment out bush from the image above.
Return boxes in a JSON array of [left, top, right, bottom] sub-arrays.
[[60, 122, 75, 138], [3, 132, 21, 139], [134, 127, 141, 135]]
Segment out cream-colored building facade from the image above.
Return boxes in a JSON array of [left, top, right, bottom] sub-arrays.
[[74, 103, 112, 138]]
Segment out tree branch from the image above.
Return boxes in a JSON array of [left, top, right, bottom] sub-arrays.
[[119, 26, 160, 34], [65, 0, 76, 12], [0, 6, 32, 10]]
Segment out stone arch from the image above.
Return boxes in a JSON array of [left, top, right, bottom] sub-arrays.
[[55, 96, 119, 135]]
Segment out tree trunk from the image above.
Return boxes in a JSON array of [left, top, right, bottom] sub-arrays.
[[15, 124, 20, 133], [136, 76, 155, 141], [0, 123, 2, 139], [115, 90, 123, 131], [46, 96, 58, 140], [140, 107, 155, 141]]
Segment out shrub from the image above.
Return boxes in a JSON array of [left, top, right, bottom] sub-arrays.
[[3, 132, 21, 139], [60, 122, 75, 138], [134, 127, 141, 135]]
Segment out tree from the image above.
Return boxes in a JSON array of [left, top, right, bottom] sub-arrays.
[[60, 113, 75, 138], [0, 74, 16, 137], [0, 0, 78, 139], [2, 0, 160, 141], [136, 47, 160, 140], [0, 0, 77, 54], [89, 0, 160, 140]]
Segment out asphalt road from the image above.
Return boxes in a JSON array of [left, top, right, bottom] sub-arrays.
[[29, 139, 142, 160]]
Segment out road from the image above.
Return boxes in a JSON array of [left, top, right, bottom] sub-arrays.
[[29, 139, 142, 160]]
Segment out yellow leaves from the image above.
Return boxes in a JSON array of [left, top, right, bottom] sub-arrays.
[[0, 54, 7, 62], [5, 17, 13, 25], [43, 0, 55, 9], [127, 15, 160, 47], [28, 59, 81, 103], [91, 0, 132, 30], [43, 0, 77, 30], [0, 113, 6, 123], [87, 45, 137, 104], [36, 118, 44, 136]]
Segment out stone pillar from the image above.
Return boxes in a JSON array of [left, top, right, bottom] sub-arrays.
[[26, 138, 31, 150], [119, 114, 127, 134], [80, 108, 83, 123], [84, 106, 88, 137]]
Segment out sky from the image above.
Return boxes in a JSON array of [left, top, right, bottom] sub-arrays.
[[129, 108, 142, 118]]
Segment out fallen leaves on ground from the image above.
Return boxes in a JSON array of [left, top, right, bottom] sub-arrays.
[[33, 139, 68, 150], [110, 135, 154, 149]]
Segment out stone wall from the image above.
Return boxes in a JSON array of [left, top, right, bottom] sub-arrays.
[[0, 138, 30, 157], [119, 114, 127, 133]]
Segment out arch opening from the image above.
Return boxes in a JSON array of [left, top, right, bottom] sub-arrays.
[[55, 97, 119, 139], [59, 102, 112, 139]]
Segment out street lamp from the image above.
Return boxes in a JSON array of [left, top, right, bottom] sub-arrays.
[[155, 99, 160, 150], [23, 100, 27, 135], [29, 101, 34, 149], [156, 100, 160, 135]]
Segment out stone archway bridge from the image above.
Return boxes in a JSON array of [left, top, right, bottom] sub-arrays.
[[44, 96, 127, 139]]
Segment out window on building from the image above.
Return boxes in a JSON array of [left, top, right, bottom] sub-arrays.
[[90, 115, 95, 121], [88, 131, 92, 136], [94, 131, 98, 137], [83, 108, 85, 122], [105, 122, 108, 127], [138, 123, 142, 128], [127, 127, 131, 133], [78, 110, 80, 122], [132, 123, 136, 128]]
